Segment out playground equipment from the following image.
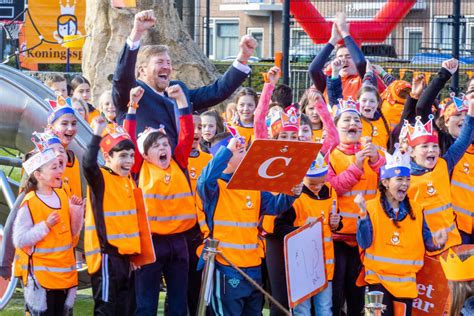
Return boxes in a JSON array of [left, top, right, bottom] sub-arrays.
[[290, 0, 417, 44], [0, 64, 94, 308]]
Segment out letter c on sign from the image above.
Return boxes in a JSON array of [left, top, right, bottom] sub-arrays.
[[258, 156, 292, 179]]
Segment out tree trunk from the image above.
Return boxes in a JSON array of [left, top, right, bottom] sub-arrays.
[[82, 0, 218, 103]]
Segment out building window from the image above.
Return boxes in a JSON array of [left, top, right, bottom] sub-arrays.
[[434, 17, 466, 53], [404, 27, 423, 59], [204, 19, 239, 60], [247, 28, 263, 58]]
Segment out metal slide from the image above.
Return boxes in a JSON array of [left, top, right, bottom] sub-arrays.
[[0, 64, 94, 308]]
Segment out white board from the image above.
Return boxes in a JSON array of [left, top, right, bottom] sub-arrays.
[[284, 218, 328, 308]]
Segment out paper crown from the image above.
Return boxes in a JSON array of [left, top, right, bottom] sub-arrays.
[[400, 115, 438, 147], [442, 92, 469, 120], [136, 125, 166, 155], [306, 152, 328, 178], [440, 247, 474, 281], [32, 131, 62, 147], [380, 145, 411, 179], [100, 124, 131, 154], [335, 97, 360, 117], [270, 107, 301, 137], [23, 133, 58, 175], [47, 95, 75, 124]]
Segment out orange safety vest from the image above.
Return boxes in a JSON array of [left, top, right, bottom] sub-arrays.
[[63, 150, 82, 198], [19, 189, 77, 289], [232, 124, 254, 146], [312, 128, 323, 143], [292, 185, 337, 280], [330, 148, 379, 235], [381, 99, 404, 132], [360, 119, 374, 141], [451, 145, 474, 234], [212, 180, 263, 267], [363, 198, 425, 299], [366, 117, 389, 150], [87, 108, 100, 125], [407, 159, 461, 256], [84, 168, 141, 274], [139, 160, 196, 235], [188, 150, 212, 192]]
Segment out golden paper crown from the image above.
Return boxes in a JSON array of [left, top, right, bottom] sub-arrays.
[[440, 248, 474, 281]]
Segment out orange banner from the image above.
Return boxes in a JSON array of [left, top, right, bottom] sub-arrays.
[[413, 255, 449, 315], [20, 0, 86, 65]]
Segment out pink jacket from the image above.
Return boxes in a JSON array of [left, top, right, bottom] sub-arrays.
[[327, 142, 385, 196], [253, 83, 340, 155]]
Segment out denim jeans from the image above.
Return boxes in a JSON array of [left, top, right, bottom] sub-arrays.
[[293, 282, 333, 316]]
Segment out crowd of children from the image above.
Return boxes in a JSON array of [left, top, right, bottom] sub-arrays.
[[5, 9, 474, 316]]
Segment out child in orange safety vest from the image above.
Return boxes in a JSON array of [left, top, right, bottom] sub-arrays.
[[83, 112, 149, 315], [400, 104, 474, 255], [13, 135, 84, 315], [123, 84, 195, 315], [274, 153, 340, 314], [437, 95, 474, 244], [356, 147, 447, 316], [197, 135, 303, 316]]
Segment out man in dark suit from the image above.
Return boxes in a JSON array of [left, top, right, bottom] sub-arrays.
[[112, 9, 257, 148]]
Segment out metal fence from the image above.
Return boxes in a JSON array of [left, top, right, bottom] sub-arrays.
[[287, 0, 473, 100]]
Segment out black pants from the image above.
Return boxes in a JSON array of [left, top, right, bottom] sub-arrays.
[[91, 253, 134, 316], [369, 284, 413, 316], [332, 241, 365, 316], [185, 225, 204, 316], [265, 234, 289, 316], [29, 289, 68, 316]]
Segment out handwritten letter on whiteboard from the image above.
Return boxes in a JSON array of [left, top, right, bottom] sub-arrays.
[[284, 218, 328, 308]]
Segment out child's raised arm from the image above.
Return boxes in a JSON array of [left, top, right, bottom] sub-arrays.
[[416, 58, 458, 120], [310, 94, 339, 153], [123, 86, 145, 176], [166, 84, 194, 169], [254, 66, 280, 139]]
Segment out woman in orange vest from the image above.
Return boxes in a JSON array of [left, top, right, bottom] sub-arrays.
[[13, 138, 84, 315], [274, 153, 340, 314], [327, 97, 385, 315], [356, 147, 447, 316]]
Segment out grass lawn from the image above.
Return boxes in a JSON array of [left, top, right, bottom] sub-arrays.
[[0, 147, 22, 183], [2, 287, 271, 315]]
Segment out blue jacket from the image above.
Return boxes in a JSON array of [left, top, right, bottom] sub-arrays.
[[196, 146, 298, 279], [112, 43, 249, 148]]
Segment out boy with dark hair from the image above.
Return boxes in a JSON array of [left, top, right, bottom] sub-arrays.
[[83, 115, 146, 316], [271, 84, 293, 108], [197, 137, 303, 316]]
